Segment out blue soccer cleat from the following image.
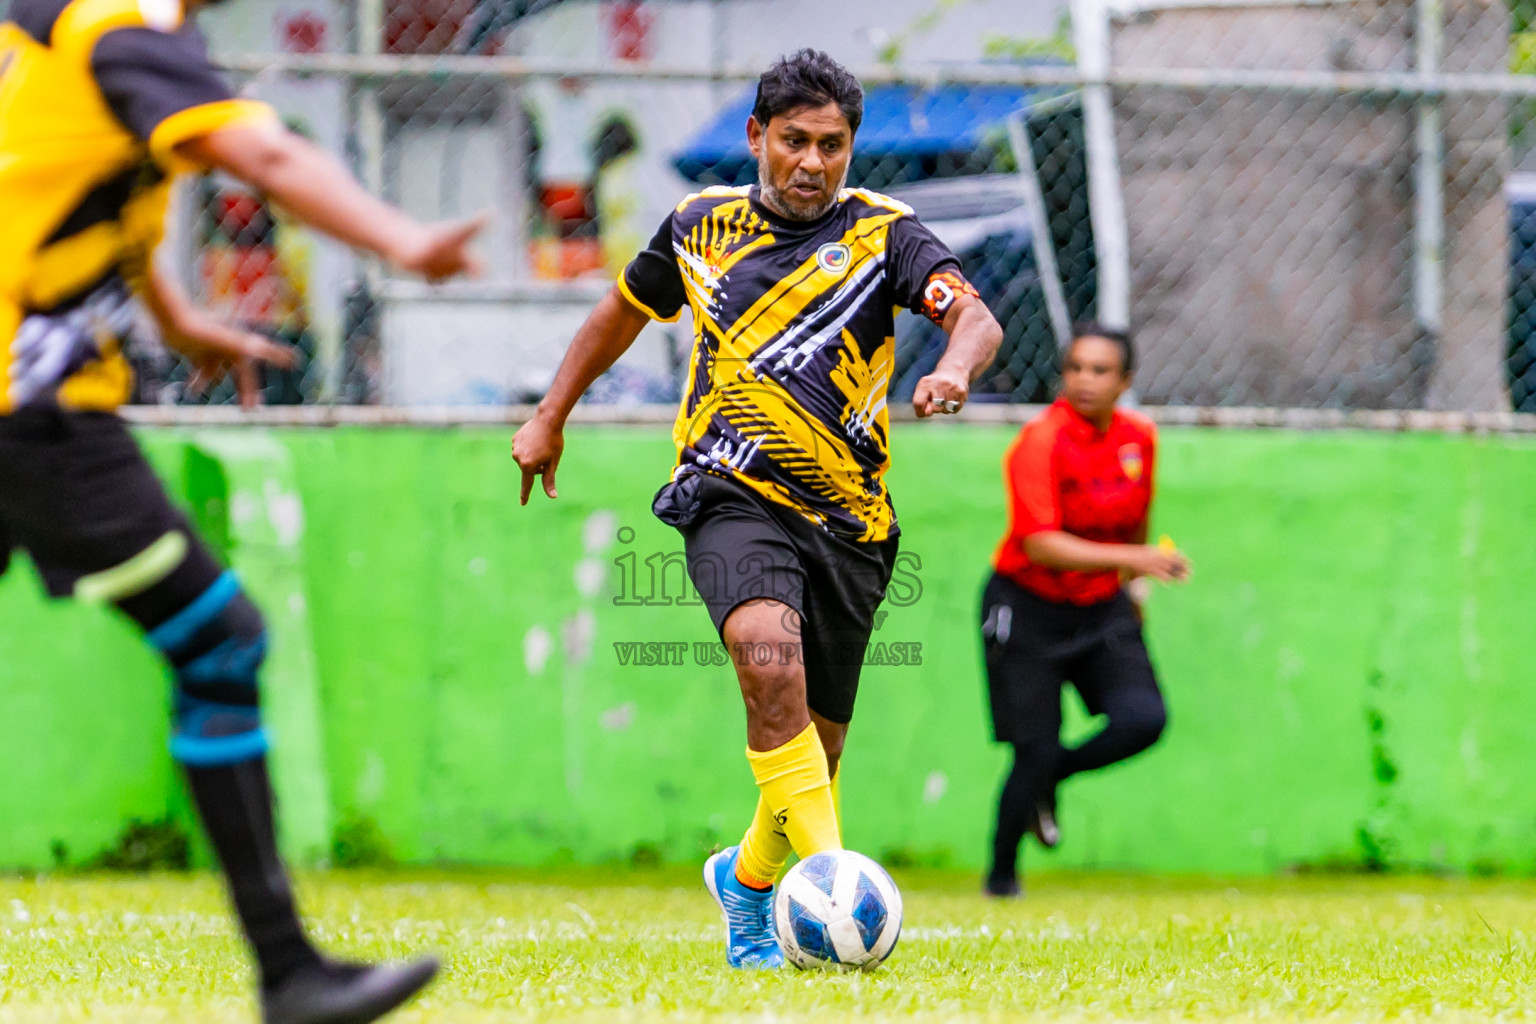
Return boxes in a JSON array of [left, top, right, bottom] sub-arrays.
[[703, 845, 784, 969]]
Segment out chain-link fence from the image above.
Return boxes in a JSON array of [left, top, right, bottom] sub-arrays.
[[23, 0, 1536, 411]]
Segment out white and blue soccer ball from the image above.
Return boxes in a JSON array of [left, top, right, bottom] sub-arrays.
[[774, 850, 903, 970]]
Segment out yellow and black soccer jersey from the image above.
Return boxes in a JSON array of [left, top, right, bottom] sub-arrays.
[[621, 184, 974, 542], [0, 0, 276, 413]]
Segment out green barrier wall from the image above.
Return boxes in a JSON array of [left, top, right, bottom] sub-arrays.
[[3, 424, 1535, 875]]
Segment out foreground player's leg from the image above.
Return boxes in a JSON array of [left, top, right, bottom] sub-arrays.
[[737, 713, 845, 888], [736, 731, 844, 889], [730, 601, 843, 859], [707, 721, 839, 969], [736, 795, 792, 889], [120, 560, 436, 1023], [830, 762, 842, 825], [703, 601, 842, 968]]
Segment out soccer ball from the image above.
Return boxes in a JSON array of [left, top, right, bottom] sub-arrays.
[[774, 850, 903, 970]]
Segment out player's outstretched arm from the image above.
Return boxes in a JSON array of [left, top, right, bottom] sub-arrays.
[[143, 264, 297, 408], [177, 121, 485, 281], [1025, 531, 1191, 583], [912, 293, 1003, 418], [511, 287, 651, 505]]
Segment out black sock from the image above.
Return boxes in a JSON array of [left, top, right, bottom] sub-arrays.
[[184, 757, 320, 990], [989, 772, 1029, 883], [989, 739, 1050, 884]]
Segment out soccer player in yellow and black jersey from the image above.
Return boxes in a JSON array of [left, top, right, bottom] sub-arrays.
[[0, 0, 482, 1018], [512, 49, 1003, 967]]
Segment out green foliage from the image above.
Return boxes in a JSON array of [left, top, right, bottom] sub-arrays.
[[628, 842, 663, 869], [879, 845, 956, 870], [330, 811, 394, 868], [1508, 28, 1536, 157], [1515, 31, 1536, 71], [1514, 0, 1535, 43], [83, 819, 192, 873], [983, 13, 1077, 63], [876, 0, 981, 65], [877, 4, 1075, 66]]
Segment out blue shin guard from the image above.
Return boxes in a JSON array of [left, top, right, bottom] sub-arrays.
[[147, 571, 317, 988], [148, 571, 269, 766]]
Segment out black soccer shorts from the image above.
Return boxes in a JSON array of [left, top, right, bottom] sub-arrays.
[[981, 571, 1161, 747], [0, 410, 223, 604], [653, 471, 899, 724]]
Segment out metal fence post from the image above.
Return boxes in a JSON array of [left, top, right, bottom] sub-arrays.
[[342, 0, 387, 405], [1414, 0, 1446, 407], [1072, 0, 1131, 331], [1007, 111, 1074, 352]]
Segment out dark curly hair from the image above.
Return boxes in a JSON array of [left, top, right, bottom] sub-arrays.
[[1071, 322, 1137, 374], [751, 48, 864, 135]]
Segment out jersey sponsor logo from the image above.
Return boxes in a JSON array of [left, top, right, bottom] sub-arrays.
[[1119, 443, 1144, 482], [704, 244, 727, 279], [919, 269, 979, 325], [816, 242, 851, 274]]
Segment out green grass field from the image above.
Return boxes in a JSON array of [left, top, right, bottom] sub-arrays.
[[3, 869, 1536, 1023]]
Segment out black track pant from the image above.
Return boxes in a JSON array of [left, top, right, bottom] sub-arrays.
[[0, 410, 317, 989], [980, 572, 1167, 885]]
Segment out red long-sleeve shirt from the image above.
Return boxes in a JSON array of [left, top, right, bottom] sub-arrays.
[[992, 398, 1157, 606]]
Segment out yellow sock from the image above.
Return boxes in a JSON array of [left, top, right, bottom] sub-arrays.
[[740, 724, 842, 872], [736, 795, 793, 888], [830, 764, 841, 825], [737, 759, 843, 888]]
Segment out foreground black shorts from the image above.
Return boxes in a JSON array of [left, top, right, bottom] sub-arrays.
[[654, 471, 899, 724], [980, 571, 1160, 745], [0, 410, 222, 602]]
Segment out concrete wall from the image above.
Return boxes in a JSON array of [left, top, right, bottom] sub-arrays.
[[3, 424, 1536, 874], [1112, 0, 1510, 410]]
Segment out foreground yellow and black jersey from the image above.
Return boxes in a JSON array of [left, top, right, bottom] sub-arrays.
[[622, 185, 973, 542], [0, 0, 275, 413]]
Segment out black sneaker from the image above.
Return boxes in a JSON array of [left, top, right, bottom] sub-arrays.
[[1028, 802, 1060, 848], [983, 875, 1022, 899], [262, 957, 439, 1024]]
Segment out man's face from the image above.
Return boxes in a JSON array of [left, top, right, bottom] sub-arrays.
[[1061, 336, 1132, 422], [747, 102, 853, 221]]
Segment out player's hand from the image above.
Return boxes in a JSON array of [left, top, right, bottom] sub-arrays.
[[511, 414, 564, 505], [1126, 546, 1191, 583], [389, 214, 489, 283], [169, 311, 297, 409], [913, 362, 969, 418]]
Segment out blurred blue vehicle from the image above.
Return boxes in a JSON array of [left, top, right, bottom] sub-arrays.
[[1507, 172, 1536, 411]]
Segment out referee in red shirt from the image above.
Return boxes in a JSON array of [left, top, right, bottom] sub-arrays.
[[981, 325, 1189, 897]]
